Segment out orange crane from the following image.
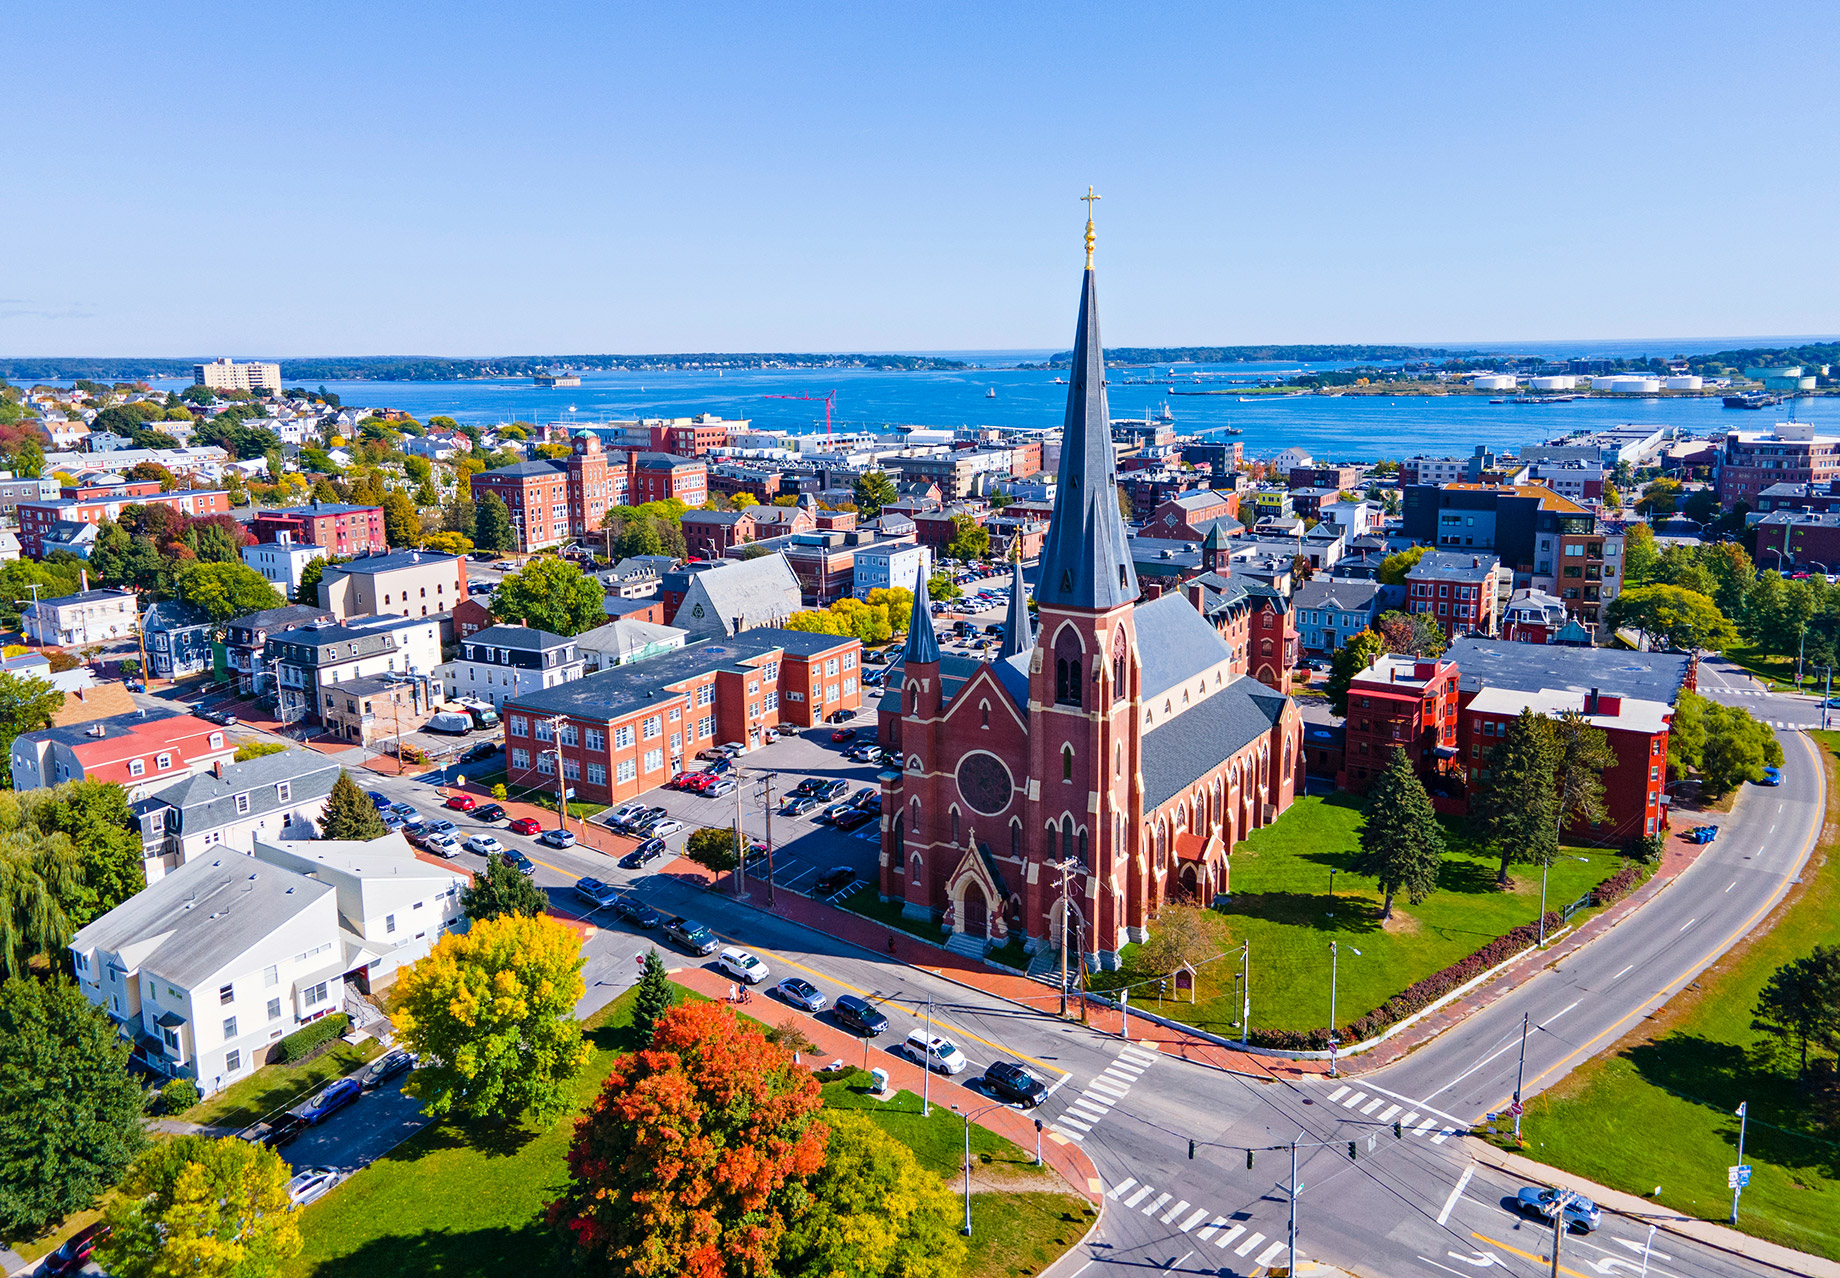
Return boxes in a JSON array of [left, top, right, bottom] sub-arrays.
[[764, 389, 837, 443]]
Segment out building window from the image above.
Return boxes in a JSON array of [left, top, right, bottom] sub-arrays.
[[559, 724, 579, 746], [222, 1015, 238, 1039], [585, 729, 605, 751], [512, 748, 530, 769], [642, 716, 661, 740], [1062, 745, 1074, 781], [616, 759, 637, 783], [156, 753, 172, 770], [264, 965, 278, 987], [509, 716, 528, 736], [534, 720, 554, 742], [276, 782, 291, 802], [587, 763, 606, 785], [267, 997, 282, 1020], [210, 732, 224, 749], [219, 983, 234, 1004], [537, 754, 555, 775], [304, 981, 329, 1007], [614, 725, 634, 748], [129, 758, 145, 777], [235, 794, 250, 815], [226, 1048, 242, 1072], [642, 749, 663, 773]]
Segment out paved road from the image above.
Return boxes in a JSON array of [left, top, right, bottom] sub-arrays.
[[1697, 654, 1831, 730]]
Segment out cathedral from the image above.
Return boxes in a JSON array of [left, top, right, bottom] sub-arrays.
[[876, 207, 1304, 971]]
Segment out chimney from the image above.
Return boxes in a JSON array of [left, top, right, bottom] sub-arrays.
[[1585, 686, 1598, 714], [213, 759, 225, 779], [1471, 556, 1479, 568], [80, 567, 89, 592], [1186, 582, 1206, 614]]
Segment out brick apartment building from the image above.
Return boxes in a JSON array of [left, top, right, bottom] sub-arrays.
[[681, 508, 759, 559], [1288, 464, 1364, 491], [1406, 551, 1505, 638], [470, 439, 703, 554], [1337, 654, 1461, 794], [1714, 424, 1840, 507], [630, 453, 708, 506], [18, 488, 236, 557], [250, 502, 387, 556]]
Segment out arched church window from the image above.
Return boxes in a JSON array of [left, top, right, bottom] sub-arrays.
[[951, 808, 960, 845], [1053, 628, 1083, 707], [1062, 745, 1074, 781], [1010, 822, 1021, 859], [892, 815, 905, 870], [1078, 828, 1088, 863], [1260, 638, 1273, 657], [1112, 629, 1127, 699], [981, 702, 990, 728]]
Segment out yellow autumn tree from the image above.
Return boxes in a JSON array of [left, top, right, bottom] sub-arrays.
[[98, 1136, 301, 1278], [391, 913, 590, 1124], [778, 1112, 965, 1278]]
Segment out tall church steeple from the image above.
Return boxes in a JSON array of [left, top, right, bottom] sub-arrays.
[[904, 570, 939, 665], [1035, 189, 1138, 612]]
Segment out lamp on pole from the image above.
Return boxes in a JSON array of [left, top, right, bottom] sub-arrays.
[[1328, 942, 1360, 1076], [948, 1101, 1009, 1236]]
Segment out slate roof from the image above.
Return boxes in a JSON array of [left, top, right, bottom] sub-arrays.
[[463, 624, 574, 653], [1441, 637, 1691, 705], [880, 653, 988, 715], [475, 460, 565, 479], [1135, 592, 1236, 703], [1292, 579, 1381, 615], [1409, 551, 1501, 582], [1141, 677, 1289, 809], [21, 707, 188, 750], [69, 850, 332, 988], [141, 600, 212, 634], [325, 550, 463, 574], [137, 748, 343, 837], [677, 554, 803, 635]]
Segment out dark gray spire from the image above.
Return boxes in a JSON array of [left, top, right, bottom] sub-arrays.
[[904, 571, 939, 664], [998, 550, 1033, 659], [1035, 260, 1138, 611]]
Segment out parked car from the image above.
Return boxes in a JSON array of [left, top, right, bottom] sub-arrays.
[[444, 793, 478, 812], [776, 977, 827, 1012], [620, 838, 668, 869], [42, 1223, 112, 1277], [574, 877, 620, 909], [816, 801, 856, 825], [830, 727, 857, 743], [464, 834, 504, 855], [507, 816, 542, 836], [814, 866, 857, 897], [361, 1049, 414, 1089], [901, 1030, 968, 1074], [647, 817, 684, 838], [608, 800, 650, 826], [703, 778, 737, 797], [788, 778, 825, 798], [815, 778, 849, 801], [367, 791, 393, 809], [1515, 1186, 1600, 1233], [425, 833, 461, 858], [423, 819, 457, 837], [402, 824, 432, 848], [981, 1061, 1048, 1107], [381, 814, 407, 832], [826, 709, 852, 724], [473, 803, 507, 822], [663, 915, 719, 955], [716, 741, 746, 756], [291, 1077, 362, 1125], [500, 848, 536, 875], [287, 1166, 344, 1206], [424, 711, 474, 736], [831, 993, 890, 1036], [239, 1113, 305, 1151], [613, 897, 661, 928], [539, 828, 577, 848], [389, 803, 422, 823], [459, 741, 504, 764], [781, 795, 822, 817], [717, 946, 770, 984]]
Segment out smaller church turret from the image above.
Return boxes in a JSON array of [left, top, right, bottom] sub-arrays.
[[998, 546, 1034, 660]]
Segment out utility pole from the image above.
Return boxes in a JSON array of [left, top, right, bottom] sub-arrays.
[[762, 773, 776, 908], [1513, 1012, 1529, 1144], [1241, 941, 1252, 1048], [1287, 1133, 1300, 1278], [550, 714, 567, 825], [1549, 1193, 1566, 1278], [1054, 858, 1075, 1018], [733, 765, 747, 899], [922, 995, 934, 1117], [1119, 984, 1129, 1040]]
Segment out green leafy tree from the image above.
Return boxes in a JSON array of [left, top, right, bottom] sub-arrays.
[[631, 948, 675, 1047], [294, 554, 345, 607], [0, 834, 79, 978], [1636, 477, 1683, 521], [233, 741, 287, 763], [1474, 707, 1558, 885], [318, 770, 387, 840], [684, 825, 739, 873], [382, 489, 420, 549], [926, 572, 959, 602], [1355, 748, 1444, 920], [462, 852, 547, 922], [1621, 522, 1658, 584], [172, 562, 284, 626], [442, 494, 477, 541], [35, 780, 144, 925], [946, 513, 990, 561], [0, 976, 146, 1239], [475, 492, 516, 552], [1326, 629, 1385, 717], [0, 673, 66, 785], [98, 1135, 299, 1278], [852, 471, 898, 519], [1549, 710, 1616, 840], [1605, 583, 1736, 654], [1376, 609, 1446, 657], [393, 914, 590, 1124], [1752, 946, 1840, 1074], [1683, 488, 1720, 525], [414, 477, 439, 507], [1668, 692, 1783, 797], [491, 557, 605, 636], [1377, 545, 1427, 586]]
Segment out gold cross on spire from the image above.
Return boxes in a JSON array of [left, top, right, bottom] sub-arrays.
[[1082, 186, 1100, 268]]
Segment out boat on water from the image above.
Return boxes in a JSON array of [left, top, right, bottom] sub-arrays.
[[986, 387, 996, 398], [1220, 426, 1243, 436], [1490, 395, 1576, 404], [1723, 391, 1782, 409], [1052, 376, 1065, 384], [1154, 401, 1174, 423]]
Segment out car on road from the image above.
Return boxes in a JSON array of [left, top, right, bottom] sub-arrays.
[[663, 915, 720, 955], [473, 803, 507, 822], [287, 1166, 344, 1207], [901, 1030, 968, 1074], [464, 834, 503, 855], [1827, 696, 1840, 709], [292, 1077, 362, 1125], [507, 816, 542, 836], [361, 1049, 414, 1089], [620, 838, 668, 869], [831, 994, 889, 1036], [1515, 1186, 1600, 1233], [612, 897, 661, 928], [444, 793, 478, 812], [389, 803, 422, 823], [574, 877, 620, 909], [424, 818, 458, 837], [368, 791, 393, 809], [717, 946, 770, 984], [775, 977, 827, 1012], [830, 727, 857, 743], [239, 1113, 305, 1150], [1760, 766, 1784, 786], [499, 848, 536, 875], [539, 827, 577, 848], [197, 708, 239, 726], [425, 833, 461, 858], [980, 1061, 1048, 1107], [42, 1222, 112, 1277], [814, 866, 857, 898]]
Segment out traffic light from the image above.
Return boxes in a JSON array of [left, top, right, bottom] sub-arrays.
[[1347, 1141, 1358, 1161], [1394, 1121, 1403, 1140], [1246, 1149, 1255, 1170], [1188, 1140, 1196, 1159]]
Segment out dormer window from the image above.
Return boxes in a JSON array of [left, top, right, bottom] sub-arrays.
[[128, 758, 144, 777], [156, 753, 172, 770]]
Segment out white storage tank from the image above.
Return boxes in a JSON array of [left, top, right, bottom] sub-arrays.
[[1530, 375, 1578, 390], [1596, 375, 1661, 393], [1472, 374, 1518, 390], [1665, 375, 1703, 390]]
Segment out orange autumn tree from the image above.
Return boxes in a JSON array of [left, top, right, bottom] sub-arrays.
[[549, 1000, 827, 1278]]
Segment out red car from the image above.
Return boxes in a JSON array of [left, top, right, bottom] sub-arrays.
[[43, 1222, 111, 1278], [830, 727, 857, 743], [444, 793, 478, 812], [507, 816, 542, 836]]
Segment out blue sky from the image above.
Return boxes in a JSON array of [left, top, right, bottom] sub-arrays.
[[5, 1, 1836, 356]]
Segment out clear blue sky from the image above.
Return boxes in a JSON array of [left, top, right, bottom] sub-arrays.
[[5, 1, 1835, 357]]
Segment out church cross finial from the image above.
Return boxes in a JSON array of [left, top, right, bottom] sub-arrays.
[[1082, 186, 1100, 268]]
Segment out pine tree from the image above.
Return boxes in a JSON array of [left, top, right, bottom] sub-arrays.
[[1550, 710, 1616, 840], [475, 493, 516, 552], [632, 949, 675, 1046], [1356, 747, 1445, 920], [318, 771, 388, 840], [462, 853, 547, 923], [1474, 708, 1558, 885]]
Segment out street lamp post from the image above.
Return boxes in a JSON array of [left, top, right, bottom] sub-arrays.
[[949, 1101, 1009, 1236], [1328, 942, 1360, 1075]]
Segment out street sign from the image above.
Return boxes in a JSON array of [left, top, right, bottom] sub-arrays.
[[1509, 1100, 1524, 1117], [1727, 1165, 1752, 1189]]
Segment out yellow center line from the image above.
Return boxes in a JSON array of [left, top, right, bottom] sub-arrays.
[[1471, 1231, 1592, 1278]]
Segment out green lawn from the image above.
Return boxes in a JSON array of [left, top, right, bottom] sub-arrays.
[[1514, 731, 1840, 1261], [1724, 643, 1822, 693], [185, 1039, 383, 1131], [1090, 794, 1626, 1037], [287, 991, 1085, 1278], [836, 881, 950, 945]]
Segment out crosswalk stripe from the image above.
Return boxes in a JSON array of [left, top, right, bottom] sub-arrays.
[[1180, 1208, 1210, 1232], [1142, 1192, 1172, 1216], [1049, 1123, 1085, 1141], [1120, 1046, 1160, 1065], [1235, 1231, 1267, 1257], [1070, 1099, 1110, 1119], [1123, 1185, 1155, 1208], [1360, 1097, 1385, 1115], [1378, 1104, 1401, 1121], [1257, 1241, 1288, 1267], [1076, 1089, 1116, 1108], [1055, 1113, 1092, 1132], [1400, 1111, 1420, 1128], [1087, 1075, 1131, 1097], [1161, 1199, 1190, 1224], [1431, 1128, 1453, 1144], [1107, 1177, 1138, 1200], [1196, 1216, 1228, 1240], [1326, 1084, 1350, 1102], [1413, 1118, 1437, 1135], [1342, 1091, 1367, 1108], [1104, 1061, 1145, 1079], [1214, 1225, 1246, 1249]]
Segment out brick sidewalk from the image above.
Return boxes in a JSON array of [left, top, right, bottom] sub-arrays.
[[667, 964, 1103, 1204]]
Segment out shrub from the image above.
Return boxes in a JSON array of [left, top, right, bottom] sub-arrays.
[[491, 783, 508, 800], [1623, 832, 1664, 864], [158, 1077, 201, 1114], [1591, 863, 1646, 908], [273, 1013, 350, 1063]]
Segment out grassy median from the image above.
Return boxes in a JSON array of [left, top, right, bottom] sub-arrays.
[[1516, 730, 1839, 1260]]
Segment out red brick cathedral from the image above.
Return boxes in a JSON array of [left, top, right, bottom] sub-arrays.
[[877, 210, 1304, 971]]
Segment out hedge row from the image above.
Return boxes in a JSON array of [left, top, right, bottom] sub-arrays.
[[274, 1012, 350, 1063], [1590, 863, 1646, 909]]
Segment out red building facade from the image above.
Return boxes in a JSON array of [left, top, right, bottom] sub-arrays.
[[20, 489, 237, 557], [1337, 654, 1461, 794], [250, 502, 387, 555]]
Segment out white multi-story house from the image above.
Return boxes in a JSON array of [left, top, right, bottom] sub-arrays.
[[23, 588, 138, 646], [851, 541, 932, 599], [266, 614, 444, 726], [134, 749, 345, 883], [440, 624, 584, 709], [243, 536, 326, 597]]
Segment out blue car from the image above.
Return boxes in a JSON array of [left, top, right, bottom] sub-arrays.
[[291, 1076, 361, 1125], [368, 791, 392, 809], [1759, 766, 1784, 787]]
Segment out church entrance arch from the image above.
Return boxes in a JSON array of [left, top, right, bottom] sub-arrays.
[[961, 890, 987, 937]]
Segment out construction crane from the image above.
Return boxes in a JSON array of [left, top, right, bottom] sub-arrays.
[[764, 389, 837, 443]]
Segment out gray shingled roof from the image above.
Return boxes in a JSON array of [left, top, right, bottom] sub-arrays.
[[1409, 551, 1501, 582], [1135, 592, 1236, 702], [1141, 678, 1289, 809], [678, 555, 803, 634], [1292, 579, 1381, 614], [138, 748, 343, 837], [464, 624, 573, 653]]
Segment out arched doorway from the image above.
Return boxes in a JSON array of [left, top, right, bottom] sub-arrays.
[[962, 890, 988, 937]]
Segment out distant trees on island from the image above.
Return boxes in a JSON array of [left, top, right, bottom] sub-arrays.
[[0, 353, 969, 382]]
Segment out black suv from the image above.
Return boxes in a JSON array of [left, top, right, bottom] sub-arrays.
[[981, 1060, 1048, 1107], [662, 915, 719, 955], [831, 994, 889, 1036]]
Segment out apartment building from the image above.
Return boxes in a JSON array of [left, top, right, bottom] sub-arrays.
[[250, 502, 388, 556], [1406, 552, 1505, 638], [17, 489, 235, 557], [317, 549, 468, 622], [267, 615, 444, 725], [441, 625, 585, 708], [11, 708, 236, 799], [194, 357, 282, 392], [1338, 654, 1461, 794], [243, 536, 326, 595], [852, 541, 932, 599], [630, 452, 707, 505], [22, 588, 138, 647], [133, 749, 343, 882], [0, 472, 61, 514], [1714, 424, 1840, 507], [224, 604, 331, 696]]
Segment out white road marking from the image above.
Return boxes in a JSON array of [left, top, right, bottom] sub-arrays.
[[1360, 1097, 1386, 1115], [1102, 1065, 1143, 1083], [1400, 1111, 1420, 1127], [1122, 1184, 1154, 1208], [1214, 1224, 1246, 1249], [1142, 1191, 1172, 1216], [1087, 1075, 1131, 1098], [1431, 1128, 1454, 1144], [1121, 1045, 1160, 1065], [1163, 1251, 1194, 1272], [1078, 1088, 1118, 1108], [1256, 1241, 1288, 1267], [1049, 1124, 1085, 1141], [1378, 1103, 1402, 1122], [1413, 1118, 1438, 1135], [1196, 1217, 1226, 1241], [1070, 1100, 1110, 1121], [1179, 1208, 1209, 1232], [1327, 1084, 1351, 1102], [1611, 964, 1634, 980], [1235, 1231, 1267, 1257], [1342, 1091, 1368, 1108], [1107, 1177, 1138, 1199], [1540, 1000, 1579, 1029], [1437, 1165, 1475, 1226], [1355, 1082, 1471, 1127], [1160, 1198, 1190, 1223], [1680, 917, 1697, 931], [1725, 881, 1736, 893], [1055, 1114, 1093, 1133]]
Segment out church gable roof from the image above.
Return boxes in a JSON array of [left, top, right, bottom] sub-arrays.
[[1134, 592, 1235, 702], [1140, 678, 1288, 811]]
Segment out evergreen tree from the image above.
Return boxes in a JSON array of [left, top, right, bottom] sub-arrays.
[[318, 771, 388, 840], [443, 494, 477, 540], [1474, 708, 1558, 885], [1325, 629, 1385, 717], [475, 492, 516, 552], [1355, 747, 1444, 920], [631, 948, 674, 1047], [852, 470, 898, 519], [1550, 710, 1616, 840], [1753, 946, 1840, 1074], [462, 853, 547, 922]]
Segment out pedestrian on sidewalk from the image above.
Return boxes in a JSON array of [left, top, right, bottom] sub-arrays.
[[728, 982, 738, 1003]]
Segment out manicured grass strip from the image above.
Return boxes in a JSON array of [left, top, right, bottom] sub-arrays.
[[962, 1191, 1095, 1278], [185, 1038, 382, 1131], [1091, 793, 1625, 1036], [836, 881, 950, 945], [819, 1070, 1048, 1178], [1515, 731, 1840, 1261]]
